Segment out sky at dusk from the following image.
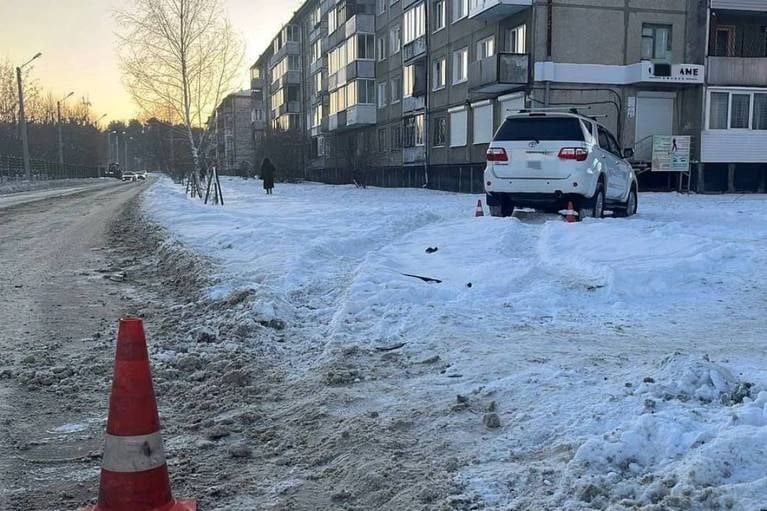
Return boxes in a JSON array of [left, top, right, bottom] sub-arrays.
[[0, 0, 304, 123]]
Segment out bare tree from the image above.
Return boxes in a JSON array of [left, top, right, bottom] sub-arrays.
[[115, 0, 244, 195]]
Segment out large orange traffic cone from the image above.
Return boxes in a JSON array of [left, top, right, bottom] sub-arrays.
[[565, 201, 578, 223], [85, 317, 195, 511], [475, 200, 485, 217]]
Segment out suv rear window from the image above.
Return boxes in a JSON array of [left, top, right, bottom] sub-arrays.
[[494, 117, 586, 142]]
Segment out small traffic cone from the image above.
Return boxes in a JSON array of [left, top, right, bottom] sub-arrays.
[[85, 317, 196, 511], [475, 200, 485, 217], [565, 201, 578, 223]]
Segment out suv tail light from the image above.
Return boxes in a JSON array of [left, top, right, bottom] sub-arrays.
[[487, 147, 508, 162], [558, 147, 589, 162]]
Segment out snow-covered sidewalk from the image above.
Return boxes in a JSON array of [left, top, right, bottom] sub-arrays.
[[145, 177, 767, 510]]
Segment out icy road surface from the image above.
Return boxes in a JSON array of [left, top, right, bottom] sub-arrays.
[[146, 177, 767, 510]]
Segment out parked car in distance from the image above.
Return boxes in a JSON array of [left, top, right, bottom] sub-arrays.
[[106, 163, 122, 179], [121, 171, 137, 182], [484, 111, 638, 219], [136, 170, 148, 180]]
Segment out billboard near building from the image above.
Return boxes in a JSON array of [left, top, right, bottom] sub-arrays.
[[652, 136, 691, 172]]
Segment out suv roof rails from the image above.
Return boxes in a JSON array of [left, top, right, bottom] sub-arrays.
[[516, 106, 593, 114]]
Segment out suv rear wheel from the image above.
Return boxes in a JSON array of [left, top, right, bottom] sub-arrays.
[[579, 184, 604, 219], [488, 194, 515, 218]]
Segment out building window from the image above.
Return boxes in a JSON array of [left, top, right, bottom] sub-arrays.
[[709, 92, 729, 130], [755, 94, 767, 130], [392, 126, 403, 149], [641, 24, 672, 62], [403, 3, 426, 44], [313, 72, 323, 94], [434, 0, 445, 31], [404, 65, 415, 98], [450, 108, 467, 146], [329, 9, 338, 33], [433, 57, 446, 90], [312, 40, 322, 63], [390, 25, 401, 54], [507, 25, 527, 53], [377, 82, 388, 108], [453, 0, 468, 22], [377, 37, 387, 61], [433, 117, 446, 146], [473, 102, 493, 144], [452, 47, 468, 84], [377, 0, 387, 14], [355, 79, 377, 104], [378, 128, 387, 152], [404, 114, 424, 147], [713, 26, 735, 57], [477, 36, 495, 60], [391, 77, 402, 103], [731, 94, 751, 129]]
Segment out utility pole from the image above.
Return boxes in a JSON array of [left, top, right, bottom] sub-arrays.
[[57, 92, 74, 173], [16, 53, 41, 181], [123, 132, 129, 172]]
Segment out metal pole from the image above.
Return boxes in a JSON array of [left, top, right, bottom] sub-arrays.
[[17, 67, 31, 180], [124, 134, 129, 171], [58, 101, 64, 173]]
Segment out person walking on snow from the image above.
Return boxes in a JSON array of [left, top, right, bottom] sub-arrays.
[[261, 157, 276, 195]]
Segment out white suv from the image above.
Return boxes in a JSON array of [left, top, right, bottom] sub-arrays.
[[484, 111, 638, 219]]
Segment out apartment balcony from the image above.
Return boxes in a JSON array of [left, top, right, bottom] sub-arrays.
[[403, 36, 427, 64], [328, 105, 376, 131], [710, 0, 767, 11], [328, 14, 375, 50], [469, 53, 530, 93], [310, 57, 325, 76], [311, 91, 329, 107], [469, 0, 532, 19], [403, 146, 425, 164], [309, 23, 325, 43], [270, 70, 302, 94], [269, 41, 301, 69], [707, 56, 767, 87], [277, 101, 301, 116], [310, 118, 328, 137], [250, 77, 264, 91], [402, 95, 426, 113], [328, 60, 375, 91]]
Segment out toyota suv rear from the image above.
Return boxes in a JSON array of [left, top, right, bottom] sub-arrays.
[[484, 111, 638, 219]]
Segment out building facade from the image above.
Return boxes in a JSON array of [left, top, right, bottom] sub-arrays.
[[248, 0, 765, 193], [212, 90, 256, 175]]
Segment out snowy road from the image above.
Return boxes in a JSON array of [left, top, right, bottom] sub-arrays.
[[0, 179, 126, 209], [145, 178, 767, 510]]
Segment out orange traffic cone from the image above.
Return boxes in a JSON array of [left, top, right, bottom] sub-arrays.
[[475, 200, 485, 217], [565, 201, 578, 223], [85, 317, 196, 511]]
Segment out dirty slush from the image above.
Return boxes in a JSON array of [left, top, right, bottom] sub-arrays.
[[1, 196, 470, 511]]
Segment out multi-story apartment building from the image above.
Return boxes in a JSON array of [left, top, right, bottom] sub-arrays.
[[701, 0, 767, 192], [249, 0, 765, 193], [212, 90, 256, 175]]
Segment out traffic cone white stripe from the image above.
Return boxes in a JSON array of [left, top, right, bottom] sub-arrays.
[[101, 432, 167, 473]]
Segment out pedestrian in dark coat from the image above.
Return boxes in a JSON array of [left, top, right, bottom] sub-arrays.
[[261, 158, 276, 195]]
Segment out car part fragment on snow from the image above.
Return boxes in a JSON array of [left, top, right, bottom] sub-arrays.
[[425, 246, 439, 254], [402, 273, 442, 284], [375, 342, 406, 352]]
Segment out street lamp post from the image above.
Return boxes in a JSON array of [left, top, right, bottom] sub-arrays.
[[57, 91, 74, 173], [122, 132, 128, 171], [111, 130, 119, 165], [16, 52, 42, 181]]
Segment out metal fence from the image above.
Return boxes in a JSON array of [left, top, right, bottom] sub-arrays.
[[305, 163, 486, 194], [0, 155, 102, 182]]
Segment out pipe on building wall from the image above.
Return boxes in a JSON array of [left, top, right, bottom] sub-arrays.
[[544, 0, 553, 106]]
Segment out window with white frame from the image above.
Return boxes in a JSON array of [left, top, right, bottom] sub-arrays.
[[641, 24, 672, 62], [377, 82, 387, 108], [507, 25, 527, 53], [377, 0, 387, 14], [708, 89, 767, 131], [404, 114, 424, 147], [390, 25, 401, 54], [403, 65, 415, 98], [452, 47, 468, 84], [391, 76, 402, 102], [473, 102, 493, 144], [477, 36, 495, 60], [403, 3, 426, 44], [450, 108, 467, 146], [434, 0, 445, 31], [313, 72, 323, 94], [377, 36, 387, 61], [433, 57, 446, 90], [453, 0, 468, 22], [312, 40, 322, 63]]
